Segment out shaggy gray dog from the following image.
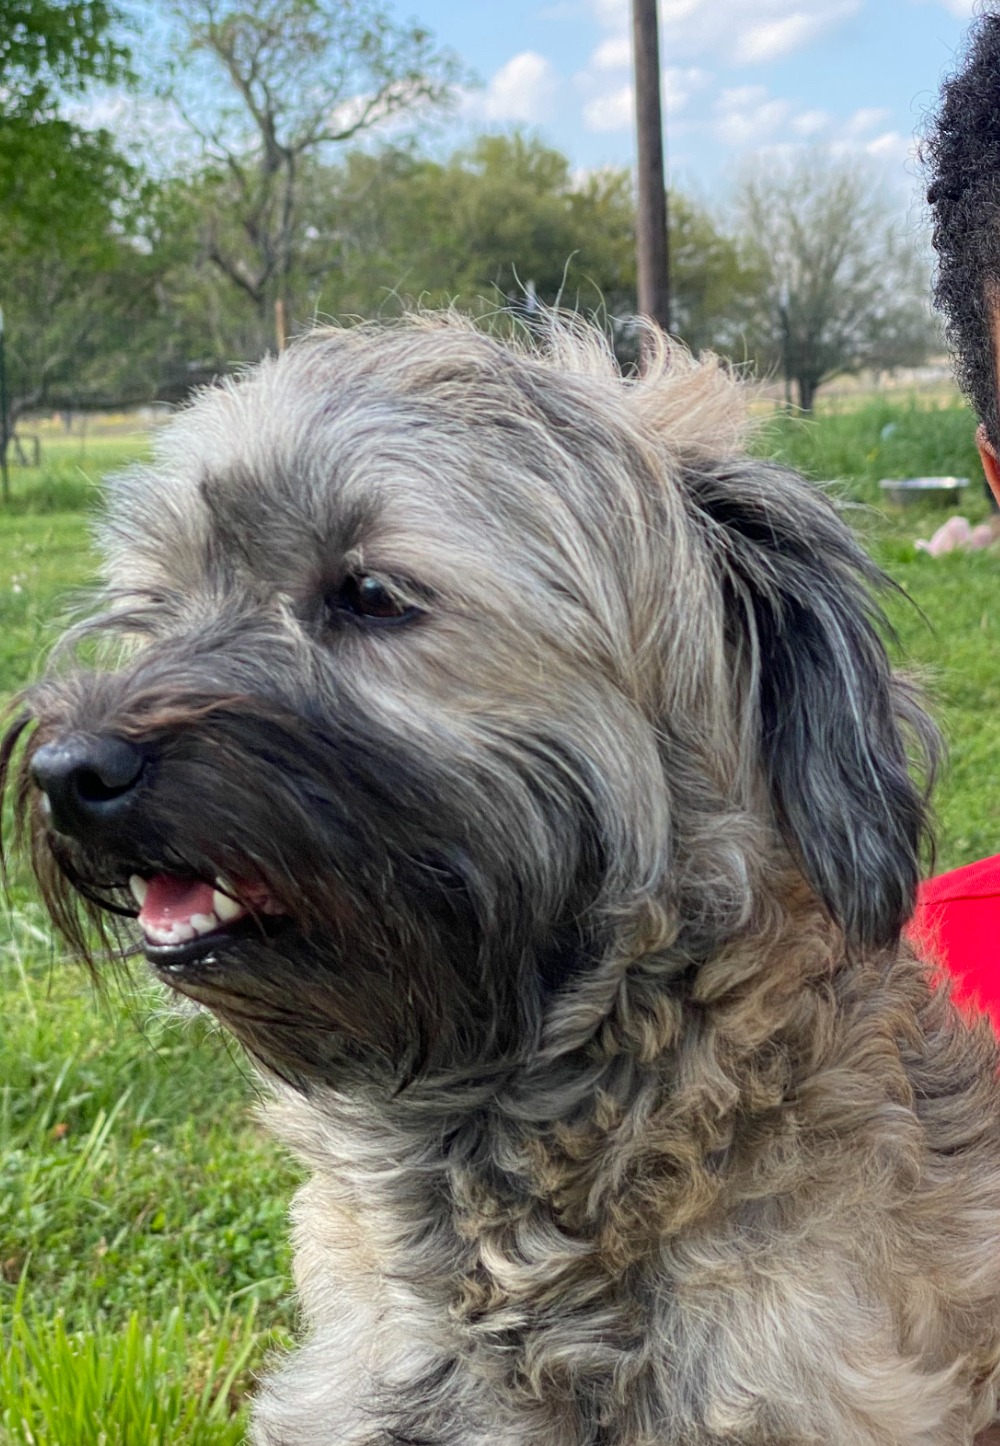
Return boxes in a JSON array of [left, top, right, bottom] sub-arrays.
[[7, 316, 1000, 1446]]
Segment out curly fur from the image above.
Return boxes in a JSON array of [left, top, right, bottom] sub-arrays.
[[6, 314, 1000, 1446]]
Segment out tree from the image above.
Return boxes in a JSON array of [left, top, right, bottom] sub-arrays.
[[667, 191, 761, 357], [0, 139, 170, 425], [164, 0, 461, 350], [289, 135, 638, 329], [0, 0, 129, 121], [0, 0, 140, 455], [735, 152, 937, 411], [229, 134, 752, 354], [149, 134, 639, 360], [0, 0, 132, 235]]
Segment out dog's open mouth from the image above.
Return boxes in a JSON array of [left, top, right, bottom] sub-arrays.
[[129, 872, 287, 968]]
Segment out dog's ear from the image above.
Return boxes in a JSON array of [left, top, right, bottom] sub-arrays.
[[685, 459, 938, 951]]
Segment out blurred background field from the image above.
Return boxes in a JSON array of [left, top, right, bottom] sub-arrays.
[[3, 391, 1000, 1441]]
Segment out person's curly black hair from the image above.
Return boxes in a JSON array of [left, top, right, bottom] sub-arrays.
[[926, 8, 1000, 445]]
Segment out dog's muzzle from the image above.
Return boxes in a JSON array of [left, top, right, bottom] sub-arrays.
[[29, 727, 288, 972], [31, 733, 147, 838]]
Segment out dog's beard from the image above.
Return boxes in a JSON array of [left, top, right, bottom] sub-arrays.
[[7, 677, 601, 1091]]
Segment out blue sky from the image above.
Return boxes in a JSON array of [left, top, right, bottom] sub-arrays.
[[394, 0, 973, 197]]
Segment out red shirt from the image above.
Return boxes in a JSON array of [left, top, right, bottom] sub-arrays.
[[909, 855, 1000, 1030]]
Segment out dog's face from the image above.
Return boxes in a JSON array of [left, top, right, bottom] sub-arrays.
[[3, 321, 936, 1089]]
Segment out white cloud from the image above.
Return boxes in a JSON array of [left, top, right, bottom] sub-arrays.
[[660, 0, 704, 19], [482, 52, 560, 123], [577, 53, 709, 132], [742, 121, 916, 167], [792, 108, 832, 136], [590, 0, 628, 26], [663, 65, 712, 114], [735, 10, 848, 64], [564, 0, 911, 165], [911, 0, 976, 15], [705, 90, 910, 157], [588, 0, 860, 67], [863, 130, 913, 162], [842, 105, 891, 138], [714, 85, 792, 146], [583, 84, 634, 131], [591, 36, 632, 70]]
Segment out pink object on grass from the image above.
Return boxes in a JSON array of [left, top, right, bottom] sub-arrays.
[[915, 516, 974, 555]]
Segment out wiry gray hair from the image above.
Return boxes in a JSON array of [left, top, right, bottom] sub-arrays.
[[10, 317, 1000, 1446]]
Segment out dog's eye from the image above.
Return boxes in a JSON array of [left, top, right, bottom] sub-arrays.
[[330, 575, 419, 626]]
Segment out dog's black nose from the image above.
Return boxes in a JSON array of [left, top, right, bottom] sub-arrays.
[[31, 734, 146, 836]]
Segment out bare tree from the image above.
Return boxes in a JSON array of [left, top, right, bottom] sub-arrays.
[[735, 152, 936, 411], [165, 0, 460, 345]]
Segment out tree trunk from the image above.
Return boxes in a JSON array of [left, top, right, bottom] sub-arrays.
[[797, 374, 818, 412]]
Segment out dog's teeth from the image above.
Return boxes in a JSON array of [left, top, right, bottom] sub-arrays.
[[190, 912, 219, 937], [129, 875, 148, 907], [146, 921, 198, 945], [213, 889, 243, 924]]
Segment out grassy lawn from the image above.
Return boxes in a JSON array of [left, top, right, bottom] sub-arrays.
[[3, 394, 1000, 1440], [0, 439, 299, 1445]]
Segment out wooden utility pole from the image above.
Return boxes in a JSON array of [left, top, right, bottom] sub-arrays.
[[632, 0, 670, 332]]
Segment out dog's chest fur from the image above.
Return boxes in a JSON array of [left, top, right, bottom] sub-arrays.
[[250, 935, 1000, 1446]]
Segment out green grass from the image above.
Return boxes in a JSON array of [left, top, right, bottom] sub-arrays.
[[878, 545, 1000, 869], [0, 911, 297, 1323], [2, 436, 149, 515], [0, 514, 100, 691], [0, 442, 297, 1444], [3, 395, 1000, 1439], [1, 1295, 258, 1446], [756, 394, 984, 506], [0, 917, 297, 1442]]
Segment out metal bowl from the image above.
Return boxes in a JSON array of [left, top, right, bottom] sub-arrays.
[[879, 477, 970, 507]]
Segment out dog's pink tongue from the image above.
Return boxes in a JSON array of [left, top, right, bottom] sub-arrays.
[[140, 874, 217, 931]]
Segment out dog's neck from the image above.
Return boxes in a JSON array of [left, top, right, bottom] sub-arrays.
[[252, 895, 911, 1446], [264, 885, 845, 1291]]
